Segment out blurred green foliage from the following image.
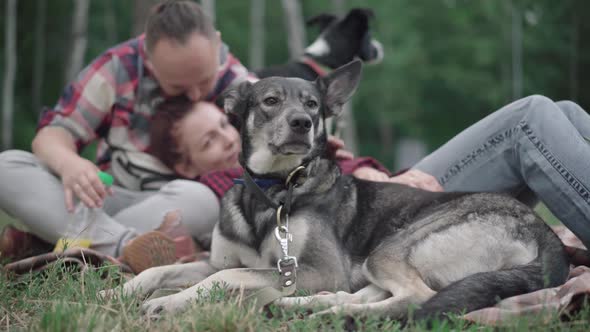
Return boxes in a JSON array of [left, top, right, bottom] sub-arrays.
[[1, 0, 588, 169]]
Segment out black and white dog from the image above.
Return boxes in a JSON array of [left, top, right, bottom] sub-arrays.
[[254, 8, 383, 80], [102, 61, 569, 322]]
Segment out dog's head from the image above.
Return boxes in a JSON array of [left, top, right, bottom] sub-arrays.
[[305, 8, 384, 68], [223, 61, 362, 177]]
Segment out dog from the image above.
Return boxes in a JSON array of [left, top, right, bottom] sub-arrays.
[[101, 61, 569, 322], [254, 8, 383, 80]]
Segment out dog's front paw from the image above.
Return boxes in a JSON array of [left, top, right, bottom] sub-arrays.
[[98, 288, 117, 301], [97, 283, 138, 301], [141, 294, 189, 318]]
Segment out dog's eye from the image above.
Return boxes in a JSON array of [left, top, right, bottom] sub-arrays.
[[306, 100, 318, 108], [263, 97, 279, 106]]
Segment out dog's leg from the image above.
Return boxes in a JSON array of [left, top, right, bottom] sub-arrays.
[[275, 284, 389, 309], [141, 267, 277, 316], [309, 294, 416, 319], [311, 264, 437, 319], [99, 261, 217, 300]]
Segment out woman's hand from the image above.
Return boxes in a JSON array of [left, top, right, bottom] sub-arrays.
[[352, 167, 390, 182], [388, 169, 443, 192], [327, 136, 354, 160], [353, 167, 443, 192], [58, 155, 112, 212]]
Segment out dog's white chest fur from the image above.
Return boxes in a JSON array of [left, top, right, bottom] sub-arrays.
[[210, 216, 310, 270]]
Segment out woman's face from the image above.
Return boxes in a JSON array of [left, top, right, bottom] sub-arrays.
[[173, 102, 241, 177]]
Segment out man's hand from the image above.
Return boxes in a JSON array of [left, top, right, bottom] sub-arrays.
[[327, 136, 354, 160], [58, 155, 112, 212], [388, 169, 443, 192], [32, 127, 114, 211]]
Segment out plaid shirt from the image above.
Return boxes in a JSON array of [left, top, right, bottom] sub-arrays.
[[38, 34, 388, 194], [38, 34, 255, 170]]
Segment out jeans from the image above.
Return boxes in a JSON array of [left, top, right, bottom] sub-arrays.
[[414, 95, 590, 248], [0, 150, 220, 256]]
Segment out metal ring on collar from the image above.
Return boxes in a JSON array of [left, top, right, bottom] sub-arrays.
[[285, 166, 306, 186]]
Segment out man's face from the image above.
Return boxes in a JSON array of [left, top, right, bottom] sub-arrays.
[[147, 32, 221, 102]]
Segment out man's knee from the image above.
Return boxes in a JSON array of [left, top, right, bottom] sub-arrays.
[[160, 180, 220, 241], [555, 100, 584, 116], [519, 95, 560, 126], [0, 150, 38, 167], [523, 94, 554, 110], [0, 150, 45, 183], [160, 180, 219, 203]]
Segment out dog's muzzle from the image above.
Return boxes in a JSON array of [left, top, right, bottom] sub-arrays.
[[288, 113, 312, 135]]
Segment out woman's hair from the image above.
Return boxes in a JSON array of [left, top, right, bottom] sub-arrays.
[[145, 0, 216, 54], [149, 95, 194, 170]]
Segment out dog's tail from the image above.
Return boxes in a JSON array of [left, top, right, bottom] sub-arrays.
[[410, 231, 569, 324]]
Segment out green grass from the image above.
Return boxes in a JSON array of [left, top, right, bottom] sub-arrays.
[[1, 261, 590, 331], [0, 204, 582, 331]]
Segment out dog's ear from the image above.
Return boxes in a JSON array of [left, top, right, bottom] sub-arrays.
[[222, 81, 252, 116], [348, 8, 375, 21], [306, 13, 338, 32], [317, 60, 362, 117]]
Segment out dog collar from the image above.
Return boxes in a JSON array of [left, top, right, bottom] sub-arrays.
[[233, 177, 282, 189], [299, 55, 332, 77]]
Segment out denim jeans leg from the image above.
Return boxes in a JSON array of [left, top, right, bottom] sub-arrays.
[[413, 95, 590, 248]]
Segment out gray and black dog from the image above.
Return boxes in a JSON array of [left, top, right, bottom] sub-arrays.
[[102, 61, 569, 322]]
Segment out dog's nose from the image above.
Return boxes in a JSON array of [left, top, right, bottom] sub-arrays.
[[288, 114, 312, 134]]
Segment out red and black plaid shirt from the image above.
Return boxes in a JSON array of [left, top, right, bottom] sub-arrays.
[[38, 34, 256, 170]]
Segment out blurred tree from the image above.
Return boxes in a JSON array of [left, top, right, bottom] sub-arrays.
[[2, 0, 17, 150], [64, 0, 89, 83], [104, 0, 118, 45], [281, 0, 306, 59], [201, 0, 216, 24], [32, 0, 47, 116], [510, 0, 523, 99], [132, 0, 158, 37], [249, 0, 265, 69], [569, 9, 578, 101]]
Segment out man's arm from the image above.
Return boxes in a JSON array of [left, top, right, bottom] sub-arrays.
[[34, 51, 120, 210], [32, 127, 109, 211], [32, 126, 81, 177]]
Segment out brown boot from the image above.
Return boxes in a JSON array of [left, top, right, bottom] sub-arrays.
[[119, 211, 203, 274], [155, 210, 202, 258], [120, 231, 177, 274], [0, 225, 53, 262]]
